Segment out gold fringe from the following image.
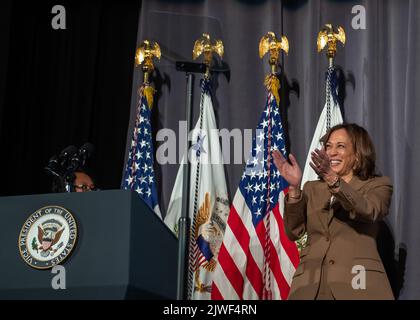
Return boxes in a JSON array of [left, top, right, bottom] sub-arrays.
[[204, 259, 217, 272], [138, 85, 156, 109], [264, 74, 280, 105]]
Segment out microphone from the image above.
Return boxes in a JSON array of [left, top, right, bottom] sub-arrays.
[[67, 143, 94, 172], [45, 144, 94, 193], [44, 155, 61, 177], [78, 142, 94, 168], [58, 145, 78, 167]]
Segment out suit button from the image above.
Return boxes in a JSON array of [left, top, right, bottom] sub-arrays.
[[325, 236, 330, 242], [329, 259, 335, 265]]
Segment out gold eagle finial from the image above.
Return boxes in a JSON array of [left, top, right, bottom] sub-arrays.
[[193, 33, 224, 78], [135, 39, 161, 84], [317, 24, 346, 59], [259, 31, 289, 74]]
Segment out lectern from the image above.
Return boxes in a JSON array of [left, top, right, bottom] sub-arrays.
[[0, 190, 178, 299]]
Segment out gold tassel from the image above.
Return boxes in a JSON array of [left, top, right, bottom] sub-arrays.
[[138, 85, 156, 109], [204, 259, 217, 272], [264, 74, 280, 106]]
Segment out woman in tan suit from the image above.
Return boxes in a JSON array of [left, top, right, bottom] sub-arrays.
[[273, 123, 394, 300]]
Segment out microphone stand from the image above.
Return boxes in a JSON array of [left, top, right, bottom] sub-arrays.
[[64, 151, 85, 192], [63, 172, 75, 192], [175, 61, 206, 300], [44, 156, 67, 193]]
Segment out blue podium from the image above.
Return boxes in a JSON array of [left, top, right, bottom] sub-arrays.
[[0, 190, 178, 299]]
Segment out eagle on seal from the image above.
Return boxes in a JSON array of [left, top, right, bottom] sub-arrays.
[[38, 224, 64, 254]]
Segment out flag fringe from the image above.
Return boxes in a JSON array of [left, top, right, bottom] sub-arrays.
[[264, 74, 280, 106], [138, 84, 156, 108]]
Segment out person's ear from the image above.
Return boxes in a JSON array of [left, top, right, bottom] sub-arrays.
[[353, 153, 360, 170]]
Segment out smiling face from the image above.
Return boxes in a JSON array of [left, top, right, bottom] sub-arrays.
[[325, 128, 357, 181]]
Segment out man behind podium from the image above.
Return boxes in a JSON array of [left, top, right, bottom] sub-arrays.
[[73, 170, 96, 192]]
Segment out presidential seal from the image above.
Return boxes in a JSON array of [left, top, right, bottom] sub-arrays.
[[18, 205, 78, 269]]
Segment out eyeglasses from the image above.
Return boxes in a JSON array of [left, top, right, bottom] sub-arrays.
[[73, 184, 97, 192]]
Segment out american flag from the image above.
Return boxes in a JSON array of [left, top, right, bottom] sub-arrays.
[[211, 90, 299, 300], [122, 85, 162, 219]]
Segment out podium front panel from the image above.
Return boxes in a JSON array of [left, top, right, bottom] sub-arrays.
[[0, 190, 178, 299]]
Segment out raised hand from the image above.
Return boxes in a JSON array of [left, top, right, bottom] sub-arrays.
[[272, 150, 302, 188], [309, 148, 337, 183]]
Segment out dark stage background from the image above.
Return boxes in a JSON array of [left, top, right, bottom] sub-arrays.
[[0, 0, 140, 195]]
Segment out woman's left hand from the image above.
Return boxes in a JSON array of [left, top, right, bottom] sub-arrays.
[[309, 148, 337, 182]]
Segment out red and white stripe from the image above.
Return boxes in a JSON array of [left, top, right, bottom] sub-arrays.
[[211, 188, 300, 300]]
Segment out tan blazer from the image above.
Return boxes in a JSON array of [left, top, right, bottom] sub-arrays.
[[284, 176, 394, 300]]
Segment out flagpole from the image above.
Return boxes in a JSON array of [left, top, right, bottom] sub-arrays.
[[177, 71, 193, 300], [174, 61, 207, 300], [298, 25, 346, 251], [172, 34, 225, 300], [317, 24, 346, 130], [259, 31, 289, 300]]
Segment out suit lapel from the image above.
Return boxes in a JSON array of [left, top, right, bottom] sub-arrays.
[[327, 176, 369, 226]]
